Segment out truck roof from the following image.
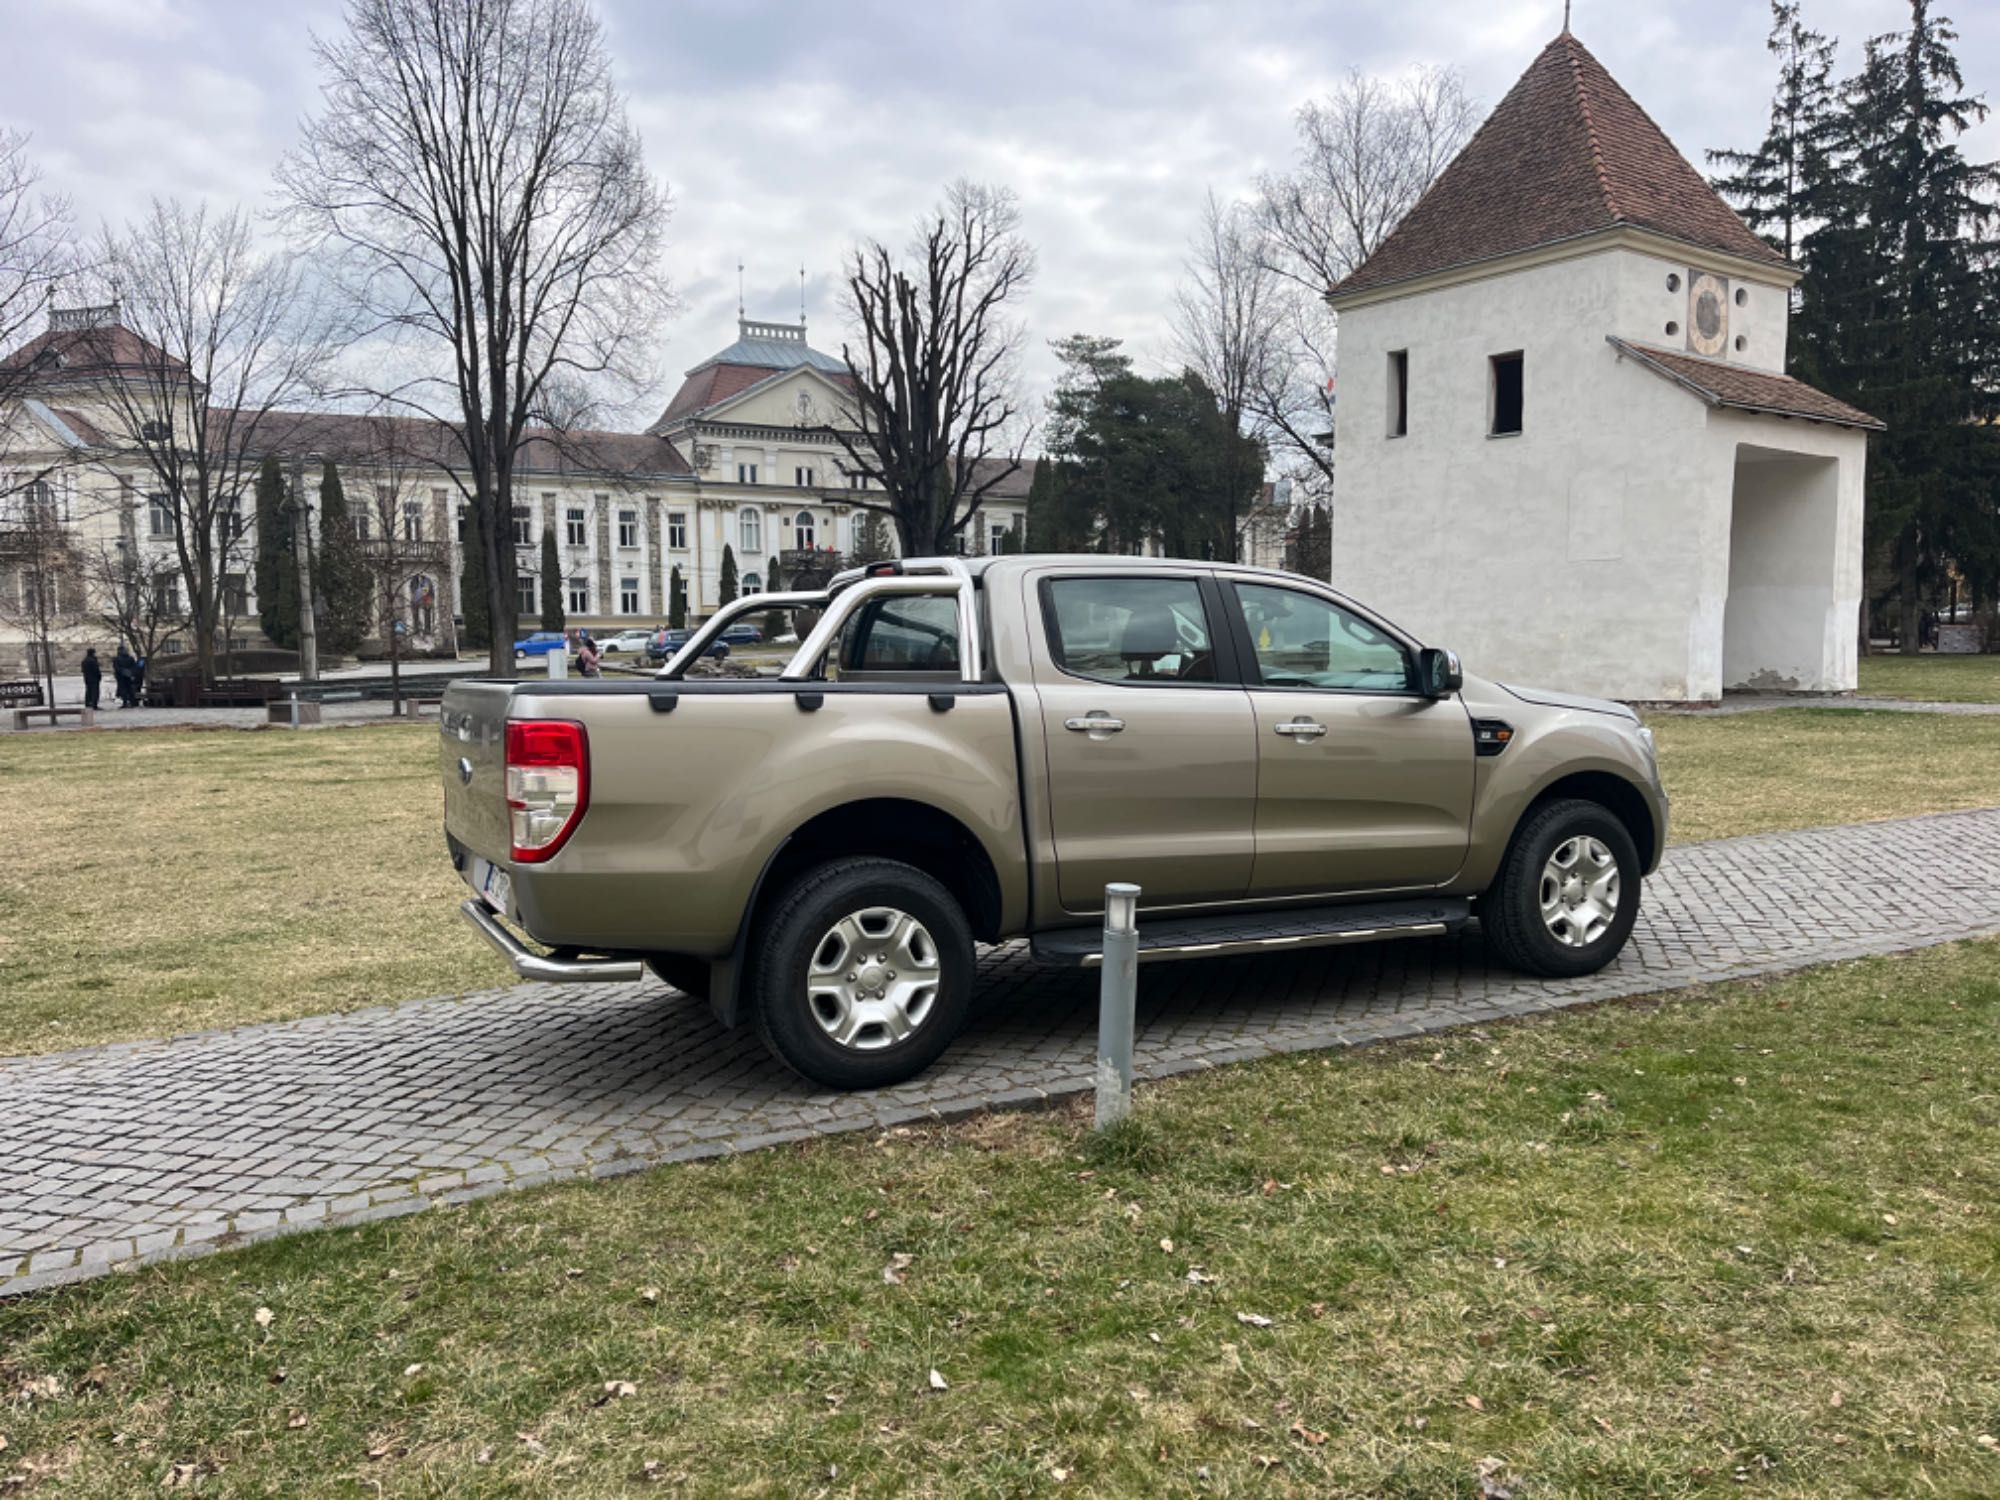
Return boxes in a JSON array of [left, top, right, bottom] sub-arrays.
[[830, 554, 1247, 589]]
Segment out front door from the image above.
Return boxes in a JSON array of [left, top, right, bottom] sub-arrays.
[[1226, 579, 1475, 895], [1033, 571, 1258, 912]]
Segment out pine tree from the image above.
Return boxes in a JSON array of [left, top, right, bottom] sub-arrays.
[[316, 462, 373, 655], [668, 564, 686, 629], [848, 510, 894, 565], [718, 544, 738, 606], [253, 456, 299, 649], [1815, 2, 2000, 647], [539, 526, 564, 631], [458, 505, 491, 650], [1707, 1, 1841, 263]]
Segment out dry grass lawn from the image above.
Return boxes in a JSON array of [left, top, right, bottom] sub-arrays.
[[2, 707, 1996, 1057], [1856, 652, 2000, 703]]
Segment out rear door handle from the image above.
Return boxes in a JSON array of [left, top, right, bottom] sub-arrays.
[[1064, 714, 1125, 734], [1273, 717, 1327, 739]]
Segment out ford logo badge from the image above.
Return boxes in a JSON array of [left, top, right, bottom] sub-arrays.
[[458, 757, 474, 786]]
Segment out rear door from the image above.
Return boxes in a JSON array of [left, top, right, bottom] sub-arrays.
[[1029, 570, 1258, 912], [1223, 579, 1474, 895]]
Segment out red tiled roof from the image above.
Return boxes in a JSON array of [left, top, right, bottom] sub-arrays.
[[653, 363, 779, 427], [0, 322, 184, 378], [1332, 32, 1787, 301], [226, 409, 695, 478], [1607, 338, 1883, 430]]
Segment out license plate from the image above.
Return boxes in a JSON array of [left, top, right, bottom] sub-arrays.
[[469, 857, 512, 914]]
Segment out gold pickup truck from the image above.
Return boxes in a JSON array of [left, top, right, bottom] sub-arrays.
[[442, 555, 1667, 1089]]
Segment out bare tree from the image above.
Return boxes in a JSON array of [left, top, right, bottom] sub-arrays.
[[278, 0, 674, 674], [828, 181, 1035, 555], [0, 479, 80, 703], [92, 200, 332, 684], [0, 130, 82, 502], [83, 535, 184, 664], [1258, 65, 1478, 295]]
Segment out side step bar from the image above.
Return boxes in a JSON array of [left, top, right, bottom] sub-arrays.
[[460, 899, 646, 983], [1029, 897, 1471, 969]]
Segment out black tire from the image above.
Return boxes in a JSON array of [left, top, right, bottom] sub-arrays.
[[1480, 798, 1641, 978], [751, 857, 975, 1090]]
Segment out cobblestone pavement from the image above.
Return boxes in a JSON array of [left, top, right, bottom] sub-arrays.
[[7, 807, 2000, 1298]]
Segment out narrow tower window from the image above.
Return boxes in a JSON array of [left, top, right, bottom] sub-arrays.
[[1386, 350, 1409, 437], [1489, 352, 1524, 436]]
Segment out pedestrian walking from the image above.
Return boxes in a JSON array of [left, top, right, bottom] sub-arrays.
[[81, 647, 102, 710], [112, 645, 137, 708]]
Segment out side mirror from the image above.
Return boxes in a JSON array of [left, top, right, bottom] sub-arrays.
[[1416, 646, 1462, 699]]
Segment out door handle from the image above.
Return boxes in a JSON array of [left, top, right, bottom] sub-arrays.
[[1064, 714, 1126, 733], [1273, 717, 1327, 739]]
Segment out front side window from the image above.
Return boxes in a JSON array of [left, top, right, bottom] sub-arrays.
[[739, 508, 762, 553], [1043, 576, 1216, 685], [566, 507, 586, 546], [567, 576, 589, 614], [618, 510, 638, 548], [793, 510, 815, 550], [1231, 582, 1413, 692], [837, 594, 961, 675], [620, 576, 640, 613]]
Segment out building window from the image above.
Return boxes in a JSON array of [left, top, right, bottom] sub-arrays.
[[618, 509, 638, 548], [666, 511, 687, 550], [739, 508, 762, 553], [356, 509, 372, 542], [1489, 352, 1524, 437], [568, 576, 589, 615], [403, 502, 424, 541], [737, 463, 758, 485], [515, 575, 537, 616], [1387, 349, 1409, 438], [793, 510, 815, 551], [619, 576, 640, 614], [152, 574, 180, 615], [566, 507, 586, 546], [847, 470, 868, 490], [222, 572, 248, 617], [221, 498, 246, 545], [741, 571, 762, 596], [148, 494, 173, 538], [511, 505, 533, 546], [794, 466, 815, 488], [990, 521, 1011, 555]]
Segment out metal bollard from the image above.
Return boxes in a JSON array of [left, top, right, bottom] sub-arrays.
[[1095, 882, 1141, 1129], [288, 691, 300, 730]]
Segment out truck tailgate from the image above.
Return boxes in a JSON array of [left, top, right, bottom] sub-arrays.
[[440, 679, 517, 865]]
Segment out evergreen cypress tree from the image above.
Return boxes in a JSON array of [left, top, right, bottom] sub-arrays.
[[848, 511, 894, 565], [1707, 1, 1841, 263], [718, 544, 738, 606], [315, 462, 374, 654], [668, 564, 686, 629], [458, 505, 491, 650], [764, 556, 787, 639], [539, 526, 564, 631], [253, 456, 299, 649]]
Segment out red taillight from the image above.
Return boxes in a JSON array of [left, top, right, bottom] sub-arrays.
[[505, 719, 588, 863]]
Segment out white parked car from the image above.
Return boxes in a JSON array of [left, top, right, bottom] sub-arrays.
[[600, 629, 656, 655]]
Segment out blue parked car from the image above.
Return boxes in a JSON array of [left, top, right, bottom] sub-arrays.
[[512, 631, 568, 661], [719, 623, 764, 645], [646, 628, 730, 664]]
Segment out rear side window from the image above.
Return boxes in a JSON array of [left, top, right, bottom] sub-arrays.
[[1043, 576, 1217, 685], [837, 595, 960, 675]]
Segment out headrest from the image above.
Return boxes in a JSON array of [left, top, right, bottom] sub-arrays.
[[1117, 606, 1180, 659]]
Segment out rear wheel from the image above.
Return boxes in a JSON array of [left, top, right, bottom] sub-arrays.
[[751, 858, 974, 1089], [1480, 798, 1640, 978]]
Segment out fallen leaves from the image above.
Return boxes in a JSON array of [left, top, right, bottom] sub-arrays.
[[639, 1286, 661, 1305], [1289, 1421, 1328, 1446], [927, 1368, 949, 1392], [1463, 1394, 1486, 1412], [253, 1307, 274, 1330], [882, 1253, 914, 1286], [1235, 1312, 1274, 1329], [286, 1412, 308, 1430], [598, 1380, 638, 1403]]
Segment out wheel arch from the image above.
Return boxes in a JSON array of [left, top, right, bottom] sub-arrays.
[[1513, 770, 1659, 873]]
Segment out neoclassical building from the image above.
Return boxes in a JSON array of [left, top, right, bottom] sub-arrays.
[[0, 310, 1031, 673]]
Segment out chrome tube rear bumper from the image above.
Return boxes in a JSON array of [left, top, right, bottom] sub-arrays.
[[460, 899, 646, 983]]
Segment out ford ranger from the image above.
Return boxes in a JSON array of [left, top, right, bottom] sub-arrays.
[[441, 556, 1667, 1089]]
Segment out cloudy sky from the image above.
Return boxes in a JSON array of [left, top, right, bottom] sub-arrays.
[[3, 0, 1994, 419]]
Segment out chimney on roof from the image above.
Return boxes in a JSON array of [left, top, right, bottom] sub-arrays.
[[739, 317, 805, 343], [49, 301, 122, 333]]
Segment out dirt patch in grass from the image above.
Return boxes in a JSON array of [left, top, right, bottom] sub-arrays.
[[1648, 707, 2000, 843], [1856, 652, 2000, 703], [4, 940, 1999, 1495], [0, 724, 513, 1057]]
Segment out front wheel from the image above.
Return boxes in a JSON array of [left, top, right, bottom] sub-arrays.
[[751, 858, 975, 1090], [1479, 798, 1640, 978], [514, 648, 526, 661]]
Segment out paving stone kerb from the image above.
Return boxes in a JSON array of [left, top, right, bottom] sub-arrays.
[[6, 807, 2000, 1299]]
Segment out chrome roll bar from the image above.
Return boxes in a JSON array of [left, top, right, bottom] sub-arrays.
[[656, 590, 824, 678]]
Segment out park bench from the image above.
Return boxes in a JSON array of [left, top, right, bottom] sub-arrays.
[[13, 705, 95, 730], [198, 681, 284, 708]]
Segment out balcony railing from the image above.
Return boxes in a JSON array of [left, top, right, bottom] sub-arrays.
[[360, 537, 450, 566]]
